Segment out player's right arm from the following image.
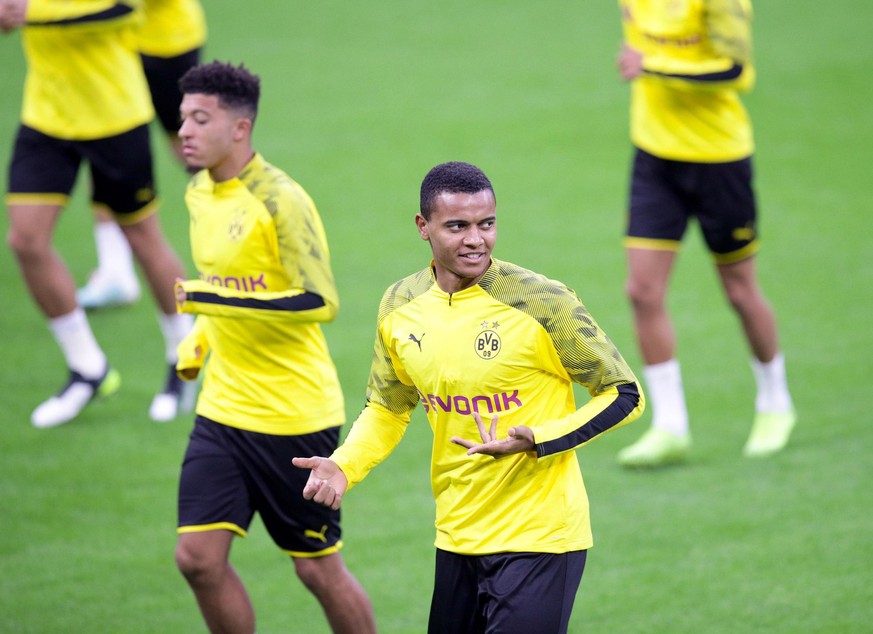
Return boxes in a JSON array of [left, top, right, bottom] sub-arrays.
[[0, 0, 27, 32], [175, 315, 209, 380], [294, 294, 420, 504], [292, 456, 349, 511]]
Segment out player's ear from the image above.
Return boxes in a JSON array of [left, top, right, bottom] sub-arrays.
[[415, 213, 429, 241], [233, 117, 252, 141]]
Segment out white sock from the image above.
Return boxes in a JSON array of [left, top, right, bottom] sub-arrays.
[[158, 312, 194, 364], [751, 352, 793, 414], [94, 220, 136, 281], [49, 308, 107, 378], [643, 359, 689, 436]]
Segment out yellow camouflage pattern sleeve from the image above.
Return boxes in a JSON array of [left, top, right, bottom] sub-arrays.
[[483, 264, 637, 394], [705, 0, 753, 63], [248, 163, 340, 313]]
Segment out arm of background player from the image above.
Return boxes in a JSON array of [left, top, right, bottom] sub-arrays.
[[638, 0, 754, 92]]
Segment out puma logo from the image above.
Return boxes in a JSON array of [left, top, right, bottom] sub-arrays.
[[409, 332, 425, 351], [304, 524, 329, 543]]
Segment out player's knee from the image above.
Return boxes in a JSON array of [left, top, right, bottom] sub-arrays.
[[6, 225, 48, 261], [174, 540, 219, 582], [625, 277, 663, 311], [293, 555, 343, 596], [721, 277, 759, 313]]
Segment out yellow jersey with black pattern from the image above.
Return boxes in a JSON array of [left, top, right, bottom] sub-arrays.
[[621, 0, 755, 161], [331, 259, 644, 555], [20, 0, 153, 139], [136, 0, 206, 57], [177, 153, 344, 436]]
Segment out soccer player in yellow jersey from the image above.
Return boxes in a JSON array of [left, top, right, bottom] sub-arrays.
[[2, 0, 193, 428], [615, 0, 797, 467], [295, 161, 645, 634], [172, 61, 376, 634]]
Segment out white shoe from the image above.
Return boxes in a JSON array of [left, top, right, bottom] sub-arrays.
[[149, 364, 198, 422], [32, 367, 121, 428], [77, 270, 140, 310]]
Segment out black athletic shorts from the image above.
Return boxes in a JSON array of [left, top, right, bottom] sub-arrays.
[[177, 415, 344, 557], [626, 147, 760, 264], [141, 48, 201, 135], [7, 124, 157, 221], [428, 549, 587, 634]]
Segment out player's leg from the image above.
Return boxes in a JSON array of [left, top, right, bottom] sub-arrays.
[[626, 246, 678, 365], [717, 257, 795, 456], [701, 157, 795, 457], [76, 208, 140, 310], [292, 554, 376, 634], [478, 550, 587, 634], [176, 416, 256, 632], [175, 531, 254, 634], [619, 247, 691, 466], [6, 126, 118, 427], [88, 124, 194, 421], [7, 202, 75, 318], [618, 149, 691, 467], [427, 549, 484, 634], [254, 426, 377, 634], [7, 202, 120, 427]]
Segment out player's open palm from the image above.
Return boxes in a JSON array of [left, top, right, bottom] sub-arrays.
[[292, 456, 348, 510]]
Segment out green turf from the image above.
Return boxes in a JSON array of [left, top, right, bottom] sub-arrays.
[[1, 1, 871, 632]]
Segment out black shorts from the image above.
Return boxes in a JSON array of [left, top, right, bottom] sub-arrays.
[[626, 147, 760, 264], [428, 549, 587, 634], [7, 124, 157, 222], [177, 415, 344, 557], [141, 48, 201, 135]]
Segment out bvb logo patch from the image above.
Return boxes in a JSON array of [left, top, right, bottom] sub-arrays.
[[475, 330, 501, 360], [228, 209, 246, 241]]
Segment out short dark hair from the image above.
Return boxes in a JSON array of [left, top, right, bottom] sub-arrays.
[[419, 161, 495, 219], [179, 61, 260, 123]]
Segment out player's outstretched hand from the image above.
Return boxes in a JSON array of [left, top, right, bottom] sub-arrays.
[[450, 412, 535, 457], [292, 456, 348, 510], [0, 0, 28, 33]]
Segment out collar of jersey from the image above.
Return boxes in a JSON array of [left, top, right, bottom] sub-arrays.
[[427, 258, 498, 301], [208, 152, 266, 192]]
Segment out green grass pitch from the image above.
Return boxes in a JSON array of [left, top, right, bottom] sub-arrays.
[[1, 1, 871, 632]]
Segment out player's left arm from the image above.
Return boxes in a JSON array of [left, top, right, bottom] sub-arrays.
[[176, 185, 340, 323], [527, 291, 645, 457]]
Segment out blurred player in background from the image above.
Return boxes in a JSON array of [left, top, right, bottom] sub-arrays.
[[78, 0, 207, 312], [77, 0, 207, 421], [172, 61, 376, 634], [295, 161, 644, 634], [614, 0, 796, 468], [2, 0, 193, 428]]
